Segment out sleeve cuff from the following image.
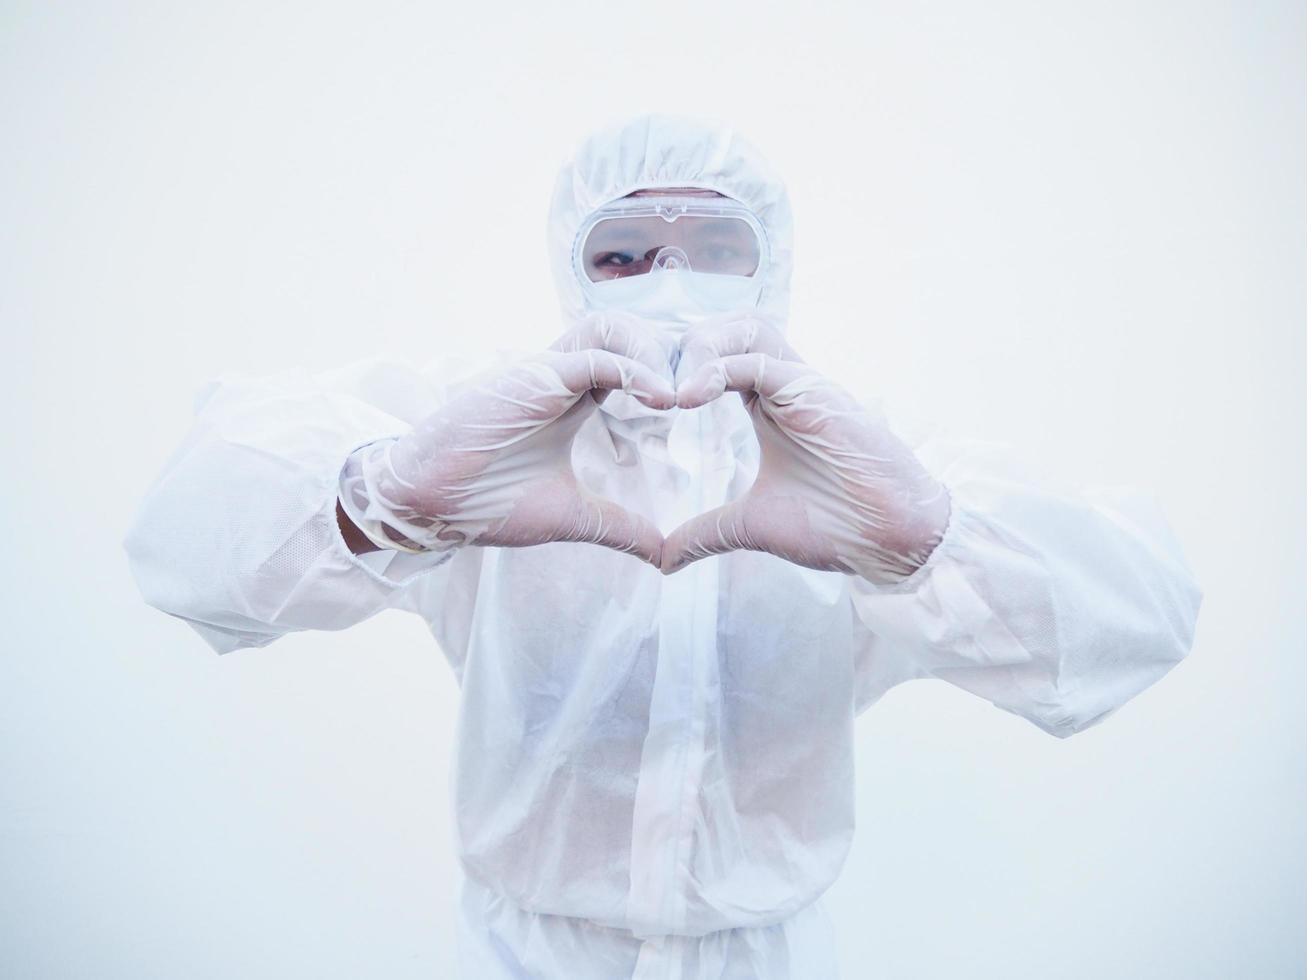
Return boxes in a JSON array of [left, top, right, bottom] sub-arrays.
[[328, 436, 458, 589], [849, 481, 964, 596]]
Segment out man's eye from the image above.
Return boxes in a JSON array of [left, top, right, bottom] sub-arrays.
[[594, 251, 636, 267]]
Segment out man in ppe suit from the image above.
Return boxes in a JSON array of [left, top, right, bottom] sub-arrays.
[[124, 114, 1202, 978]]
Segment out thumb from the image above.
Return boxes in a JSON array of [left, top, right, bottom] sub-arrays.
[[564, 491, 665, 568], [660, 502, 748, 575]]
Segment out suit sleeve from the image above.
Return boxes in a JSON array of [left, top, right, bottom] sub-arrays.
[[847, 435, 1202, 738], [122, 356, 485, 654]]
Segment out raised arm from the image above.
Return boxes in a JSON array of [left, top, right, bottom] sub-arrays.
[[125, 314, 678, 655], [660, 314, 1201, 737], [123, 358, 463, 654], [846, 435, 1202, 737]]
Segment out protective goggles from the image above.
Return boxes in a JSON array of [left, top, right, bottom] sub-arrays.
[[573, 196, 768, 288]]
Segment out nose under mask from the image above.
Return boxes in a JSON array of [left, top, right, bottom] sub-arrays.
[[585, 267, 764, 329], [580, 269, 763, 420]]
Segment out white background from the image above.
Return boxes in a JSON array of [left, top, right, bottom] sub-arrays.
[[3, 2, 1303, 977]]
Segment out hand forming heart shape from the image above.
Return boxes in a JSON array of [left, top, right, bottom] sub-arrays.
[[342, 312, 951, 586], [658, 315, 952, 583], [340, 312, 675, 563]]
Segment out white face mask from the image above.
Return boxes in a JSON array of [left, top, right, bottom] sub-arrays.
[[578, 270, 763, 420], [584, 268, 763, 329]]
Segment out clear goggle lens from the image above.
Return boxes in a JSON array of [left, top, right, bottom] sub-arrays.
[[576, 198, 766, 284]]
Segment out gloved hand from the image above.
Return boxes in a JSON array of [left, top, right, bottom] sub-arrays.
[[339, 313, 676, 567], [661, 316, 952, 583]]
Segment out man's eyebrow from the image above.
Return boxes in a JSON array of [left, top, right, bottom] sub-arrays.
[[585, 218, 663, 245], [586, 228, 652, 249]]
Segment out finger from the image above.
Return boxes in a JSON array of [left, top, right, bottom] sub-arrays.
[[550, 311, 676, 384], [660, 502, 748, 574], [675, 352, 817, 409], [674, 314, 798, 389], [564, 491, 665, 568], [548, 349, 676, 410]]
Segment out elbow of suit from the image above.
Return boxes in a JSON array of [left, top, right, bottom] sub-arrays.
[[185, 619, 285, 656], [1028, 701, 1121, 740], [123, 522, 292, 654], [1025, 621, 1199, 741]]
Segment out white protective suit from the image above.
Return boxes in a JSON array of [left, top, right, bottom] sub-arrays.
[[124, 114, 1203, 979]]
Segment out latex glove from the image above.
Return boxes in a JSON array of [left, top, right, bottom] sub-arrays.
[[661, 316, 952, 582], [339, 313, 676, 567]]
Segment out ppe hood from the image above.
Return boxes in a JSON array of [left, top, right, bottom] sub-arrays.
[[547, 114, 794, 328]]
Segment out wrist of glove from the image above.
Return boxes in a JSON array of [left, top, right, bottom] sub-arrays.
[[337, 438, 462, 555], [845, 480, 953, 585]]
